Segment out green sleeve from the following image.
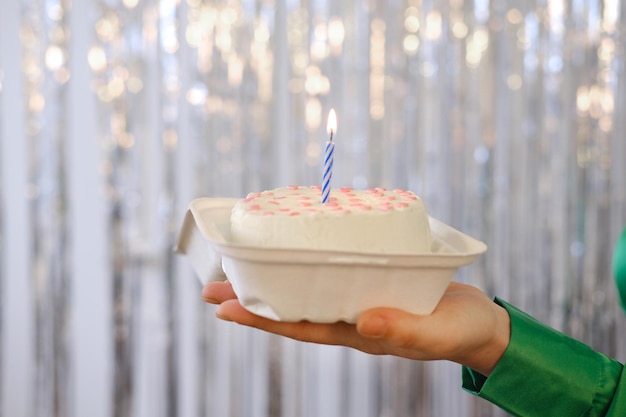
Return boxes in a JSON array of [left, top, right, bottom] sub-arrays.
[[462, 298, 626, 417]]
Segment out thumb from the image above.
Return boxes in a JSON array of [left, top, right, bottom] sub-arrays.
[[356, 308, 423, 342], [355, 308, 445, 360]]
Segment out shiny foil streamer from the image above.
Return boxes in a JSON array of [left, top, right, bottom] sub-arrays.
[[1, 1, 625, 417], [21, 0, 72, 416]]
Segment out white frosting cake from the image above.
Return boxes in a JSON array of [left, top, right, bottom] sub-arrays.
[[230, 185, 431, 254]]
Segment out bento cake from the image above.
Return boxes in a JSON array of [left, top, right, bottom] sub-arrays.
[[230, 186, 431, 254]]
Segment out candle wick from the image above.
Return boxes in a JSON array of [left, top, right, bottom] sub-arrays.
[[329, 131, 334, 142]]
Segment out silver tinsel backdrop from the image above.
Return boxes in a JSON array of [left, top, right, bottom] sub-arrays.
[[1, 0, 625, 417]]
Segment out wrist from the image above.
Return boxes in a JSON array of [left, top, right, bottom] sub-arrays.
[[464, 303, 511, 376]]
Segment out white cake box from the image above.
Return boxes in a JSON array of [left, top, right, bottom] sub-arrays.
[[174, 198, 487, 323]]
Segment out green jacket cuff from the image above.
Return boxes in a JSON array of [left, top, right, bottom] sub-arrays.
[[462, 298, 624, 417]]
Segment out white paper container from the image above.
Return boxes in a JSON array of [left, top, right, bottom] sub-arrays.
[[174, 198, 487, 323]]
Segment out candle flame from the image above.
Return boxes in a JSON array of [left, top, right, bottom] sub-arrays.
[[327, 108, 337, 135]]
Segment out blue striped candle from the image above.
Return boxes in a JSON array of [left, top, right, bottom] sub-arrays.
[[322, 109, 337, 203]]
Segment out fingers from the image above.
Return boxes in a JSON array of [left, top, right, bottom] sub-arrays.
[[217, 299, 362, 348], [202, 280, 237, 304], [203, 282, 355, 346], [204, 281, 363, 348]]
